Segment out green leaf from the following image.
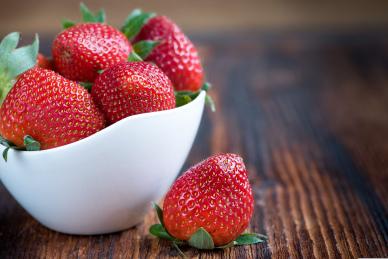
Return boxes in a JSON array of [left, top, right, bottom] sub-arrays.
[[127, 51, 143, 62], [0, 135, 35, 161], [6, 34, 39, 78], [121, 9, 155, 40], [175, 91, 200, 98], [201, 82, 212, 91], [79, 82, 93, 91], [62, 3, 105, 29], [0, 32, 20, 62], [175, 91, 201, 107], [188, 227, 215, 250], [175, 95, 192, 107], [80, 2, 96, 22], [0, 135, 18, 162], [257, 233, 269, 240], [24, 135, 40, 151], [215, 233, 268, 249], [149, 224, 176, 241], [205, 94, 216, 112], [2, 147, 10, 162], [0, 33, 39, 106], [152, 202, 164, 225], [175, 91, 197, 96], [133, 40, 159, 60], [96, 9, 106, 23], [233, 233, 268, 246], [80, 2, 106, 23], [200, 82, 216, 112], [62, 19, 76, 29], [0, 135, 11, 147], [123, 8, 142, 22]]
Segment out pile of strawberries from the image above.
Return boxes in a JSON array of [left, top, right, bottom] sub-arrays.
[[0, 3, 267, 254], [0, 4, 209, 154]]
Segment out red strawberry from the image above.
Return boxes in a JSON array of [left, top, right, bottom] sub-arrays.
[[162, 153, 254, 246], [37, 53, 54, 70], [91, 61, 175, 124], [0, 67, 105, 150], [52, 23, 131, 82], [133, 16, 204, 92]]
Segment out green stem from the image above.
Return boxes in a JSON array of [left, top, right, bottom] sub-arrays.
[[172, 242, 187, 258]]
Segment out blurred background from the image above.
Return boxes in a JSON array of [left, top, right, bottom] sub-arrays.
[[1, 0, 388, 36]]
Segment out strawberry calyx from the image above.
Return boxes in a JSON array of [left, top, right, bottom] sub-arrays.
[[0, 135, 41, 162], [127, 51, 143, 62], [149, 203, 268, 256], [175, 82, 216, 111], [79, 82, 93, 92], [132, 40, 160, 60], [0, 32, 39, 106], [121, 9, 155, 41], [128, 40, 160, 62], [121, 10, 159, 62], [62, 19, 76, 29], [62, 2, 106, 29]]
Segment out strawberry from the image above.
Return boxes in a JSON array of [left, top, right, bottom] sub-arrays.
[[91, 61, 175, 124], [163, 153, 254, 246], [37, 53, 53, 70], [149, 154, 267, 253], [0, 67, 105, 151], [129, 15, 204, 92], [52, 23, 131, 82]]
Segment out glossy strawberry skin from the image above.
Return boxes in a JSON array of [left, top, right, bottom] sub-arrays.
[[134, 16, 204, 92], [37, 53, 54, 70], [163, 153, 254, 246], [52, 23, 131, 82], [91, 61, 175, 124], [0, 67, 105, 149]]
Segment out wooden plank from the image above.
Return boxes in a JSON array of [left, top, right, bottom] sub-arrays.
[[0, 31, 387, 258]]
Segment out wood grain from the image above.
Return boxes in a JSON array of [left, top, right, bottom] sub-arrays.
[[1, 31, 388, 258]]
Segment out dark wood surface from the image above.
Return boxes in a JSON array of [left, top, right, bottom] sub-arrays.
[[1, 31, 388, 258]]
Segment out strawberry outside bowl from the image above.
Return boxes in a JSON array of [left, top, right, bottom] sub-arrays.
[[0, 91, 206, 235]]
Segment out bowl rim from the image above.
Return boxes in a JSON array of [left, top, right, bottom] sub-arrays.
[[1, 91, 206, 156]]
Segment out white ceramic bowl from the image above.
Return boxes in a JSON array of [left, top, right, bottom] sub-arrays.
[[0, 91, 205, 235]]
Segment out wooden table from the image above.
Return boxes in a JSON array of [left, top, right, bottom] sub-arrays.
[[1, 31, 387, 258]]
